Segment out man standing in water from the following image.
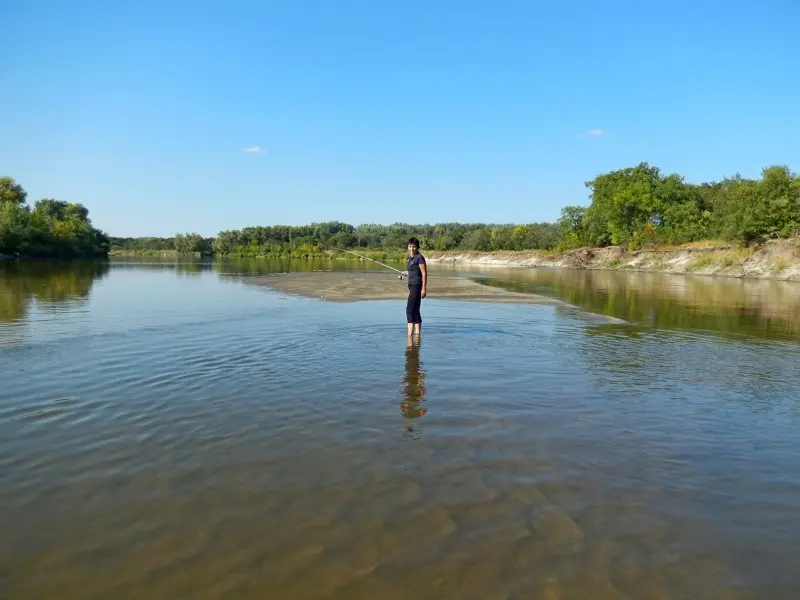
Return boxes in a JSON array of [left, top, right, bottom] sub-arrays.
[[402, 237, 427, 338]]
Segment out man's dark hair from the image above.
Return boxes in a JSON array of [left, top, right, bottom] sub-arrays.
[[408, 237, 420, 248]]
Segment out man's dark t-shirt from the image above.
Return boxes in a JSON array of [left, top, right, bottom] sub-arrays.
[[407, 253, 426, 285]]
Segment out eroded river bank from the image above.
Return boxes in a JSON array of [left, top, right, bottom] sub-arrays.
[[423, 238, 800, 281]]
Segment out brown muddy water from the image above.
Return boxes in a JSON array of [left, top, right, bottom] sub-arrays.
[[2, 257, 800, 599]]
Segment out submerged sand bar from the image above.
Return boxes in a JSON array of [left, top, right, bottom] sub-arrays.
[[246, 271, 561, 304]]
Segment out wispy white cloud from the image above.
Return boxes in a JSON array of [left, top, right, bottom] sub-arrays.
[[243, 145, 265, 153], [576, 129, 607, 140]]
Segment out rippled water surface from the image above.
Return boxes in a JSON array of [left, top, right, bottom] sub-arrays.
[[2, 258, 800, 599]]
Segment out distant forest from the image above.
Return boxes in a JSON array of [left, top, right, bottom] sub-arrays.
[[4, 162, 797, 259], [111, 162, 800, 258]]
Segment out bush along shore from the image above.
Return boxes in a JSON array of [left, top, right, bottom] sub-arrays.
[[424, 238, 800, 281], [0, 177, 109, 258]]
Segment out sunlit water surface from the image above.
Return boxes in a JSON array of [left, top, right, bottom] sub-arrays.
[[2, 258, 800, 599]]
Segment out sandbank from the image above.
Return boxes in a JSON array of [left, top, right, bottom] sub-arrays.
[[244, 271, 561, 304]]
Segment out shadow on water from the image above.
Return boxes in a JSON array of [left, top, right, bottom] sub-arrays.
[[400, 338, 428, 437], [0, 259, 110, 323], [466, 267, 800, 342]]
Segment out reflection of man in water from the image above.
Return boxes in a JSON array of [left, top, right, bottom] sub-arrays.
[[400, 339, 427, 432]]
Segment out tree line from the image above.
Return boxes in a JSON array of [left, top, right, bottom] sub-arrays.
[[560, 162, 799, 250], [116, 162, 797, 257], [0, 177, 109, 257], [109, 221, 563, 259], [6, 161, 798, 259]]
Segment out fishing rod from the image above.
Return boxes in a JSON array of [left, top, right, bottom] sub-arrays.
[[332, 248, 405, 279]]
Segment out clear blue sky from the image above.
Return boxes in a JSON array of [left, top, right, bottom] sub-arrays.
[[3, 0, 798, 237]]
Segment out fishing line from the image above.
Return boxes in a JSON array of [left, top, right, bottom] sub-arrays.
[[332, 248, 405, 279]]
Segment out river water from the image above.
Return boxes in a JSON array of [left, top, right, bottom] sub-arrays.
[[2, 258, 799, 599]]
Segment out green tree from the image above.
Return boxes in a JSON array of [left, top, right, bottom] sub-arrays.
[[509, 225, 528, 250], [174, 232, 213, 254], [557, 205, 586, 249], [0, 202, 32, 254], [213, 230, 240, 255], [0, 176, 27, 205], [460, 229, 491, 251], [0, 179, 108, 257], [328, 230, 358, 249]]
